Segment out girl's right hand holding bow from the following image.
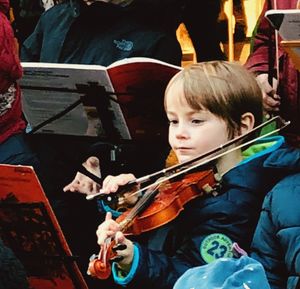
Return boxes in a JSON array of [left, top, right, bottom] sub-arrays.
[[101, 173, 136, 194], [101, 173, 140, 205]]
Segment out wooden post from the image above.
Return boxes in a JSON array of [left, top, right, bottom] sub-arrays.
[[227, 0, 234, 61]]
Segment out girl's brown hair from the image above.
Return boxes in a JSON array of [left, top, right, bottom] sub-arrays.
[[165, 61, 263, 138]]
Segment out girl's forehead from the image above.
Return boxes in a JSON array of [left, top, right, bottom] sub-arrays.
[[165, 90, 187, 107], [165, 81, 185, 100]]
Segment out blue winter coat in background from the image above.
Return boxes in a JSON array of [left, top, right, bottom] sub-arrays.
[[20, 0, 182, 66], [250, 146, 300, 289], [99, 136, 295, 289]]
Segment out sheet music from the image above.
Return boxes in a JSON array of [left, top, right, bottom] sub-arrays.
[[20, 63, 131, 139], [265, 9, 300, 71]]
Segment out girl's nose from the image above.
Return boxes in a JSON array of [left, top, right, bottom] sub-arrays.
[[175, 123, 189, 139]]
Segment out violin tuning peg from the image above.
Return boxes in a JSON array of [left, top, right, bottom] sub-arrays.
[[202, 183, 219, 197], [202, 183, 214, 194], [89, 253, 98, 261], [212, 190, 218, 197]]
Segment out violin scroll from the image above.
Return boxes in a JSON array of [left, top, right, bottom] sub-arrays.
[[87, 240, 117, 279], [88, 257, 112, 279]]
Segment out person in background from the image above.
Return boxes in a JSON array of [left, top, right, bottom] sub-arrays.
[[20, 0, 229, 64], [245, 4, 300, 287], [0, 0, 37, 166], [246, 4, 300, 283], [21, 0, 182, 66], [0, 1, 37, 288], [9, 0, 44, 46], [245, 0, 300, 148], [66, 61, 296, 289]]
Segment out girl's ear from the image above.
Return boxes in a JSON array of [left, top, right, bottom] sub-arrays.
[[239, 112, 255, 135]]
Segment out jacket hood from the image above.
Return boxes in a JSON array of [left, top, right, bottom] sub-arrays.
[[264, 145, 300, 172], [0, 0, 9, 14], [223, 136, 295, 198]]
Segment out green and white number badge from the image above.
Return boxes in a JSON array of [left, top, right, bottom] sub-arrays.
[[200, 233, 233, 263]]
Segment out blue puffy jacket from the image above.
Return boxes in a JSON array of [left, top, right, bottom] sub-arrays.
[[250, 146, 300, 289]]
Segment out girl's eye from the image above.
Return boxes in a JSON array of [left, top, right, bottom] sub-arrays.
[[168, 119, 178, 125], [191, 119, 204, 124]]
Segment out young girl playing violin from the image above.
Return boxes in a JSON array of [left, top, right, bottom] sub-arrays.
[[64, 61, 292, 289]]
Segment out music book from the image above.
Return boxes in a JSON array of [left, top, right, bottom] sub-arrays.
[[20, 57, 181, 141], [265, 9, 300, 70], [0, 164, 88, 289]]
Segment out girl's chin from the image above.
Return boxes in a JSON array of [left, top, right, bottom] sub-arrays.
[[177, 154, 195, 164]]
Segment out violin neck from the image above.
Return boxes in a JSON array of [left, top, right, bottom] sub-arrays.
[[124, 183, 161, 223]]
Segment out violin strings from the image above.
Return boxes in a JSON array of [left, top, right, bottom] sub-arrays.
[[124, 182, 162, 223]]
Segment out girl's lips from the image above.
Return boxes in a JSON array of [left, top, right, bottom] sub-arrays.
[[175, 147, 193, 153]]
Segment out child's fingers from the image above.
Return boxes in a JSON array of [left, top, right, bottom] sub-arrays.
[[102, 174, 136, 194], [115, 231, 125, 244]]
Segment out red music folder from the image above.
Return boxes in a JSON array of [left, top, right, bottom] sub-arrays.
[[0, 164, 88, 289]]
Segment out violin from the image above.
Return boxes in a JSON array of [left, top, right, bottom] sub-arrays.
[[116, 170, 220, 235], [86, 116, 289, 280], [87, 168, 220, 279]]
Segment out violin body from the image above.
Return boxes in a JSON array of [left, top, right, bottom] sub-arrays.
[[88, 169, 219, 280], [118, 169, 218, 235]]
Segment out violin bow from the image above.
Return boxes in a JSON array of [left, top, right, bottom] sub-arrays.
[[267, 0, 274, 86], [87, 116, 289, 201], [267, 0, 279, 92]]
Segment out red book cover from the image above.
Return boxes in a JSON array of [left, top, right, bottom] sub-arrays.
[[107, 58, 181, 141]]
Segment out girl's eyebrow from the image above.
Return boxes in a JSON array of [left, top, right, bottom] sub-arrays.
[[187, 111, 205, 117], [166, 110, 177, 115], [166, 110, 206, 116]]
